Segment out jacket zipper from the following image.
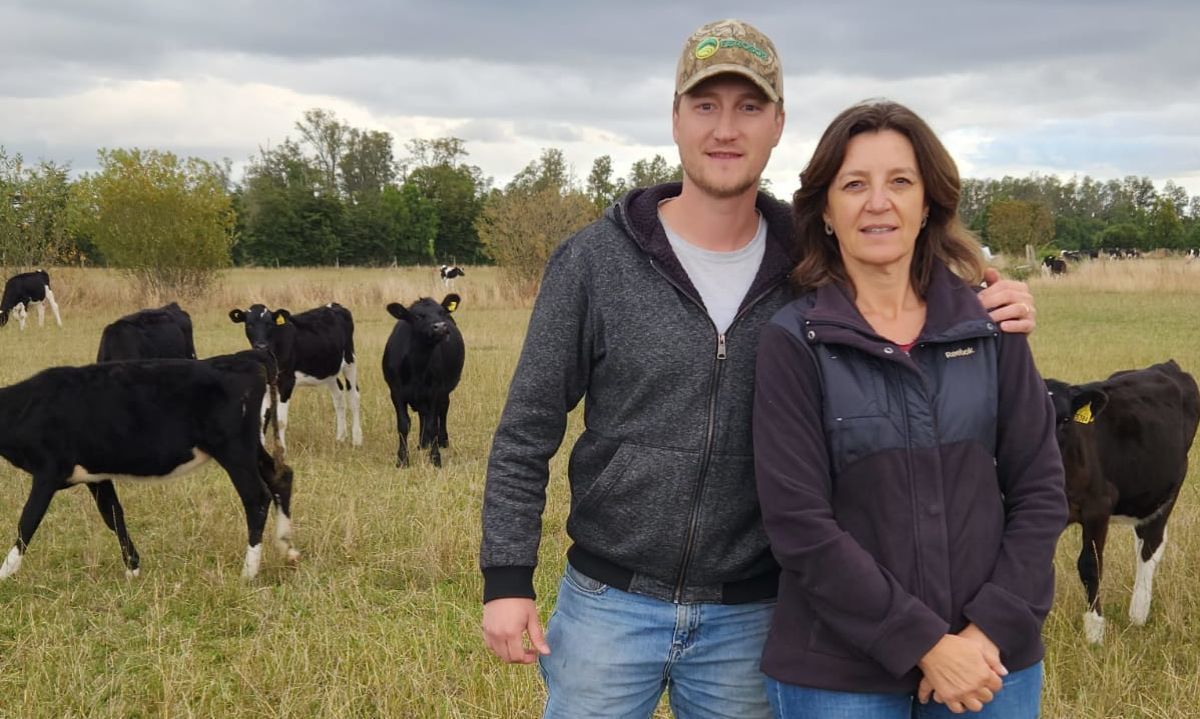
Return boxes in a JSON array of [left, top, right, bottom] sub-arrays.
[[649, 257, 784, 602]]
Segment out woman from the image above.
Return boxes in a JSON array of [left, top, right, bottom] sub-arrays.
[[753, 100, 1067, 717]]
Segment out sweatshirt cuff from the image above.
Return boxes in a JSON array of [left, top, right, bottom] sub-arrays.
[[962, 583, 1041, 662], [482, 566, 536, 603]]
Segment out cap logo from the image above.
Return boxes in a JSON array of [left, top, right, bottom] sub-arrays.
[[695, 37, 720, 59]]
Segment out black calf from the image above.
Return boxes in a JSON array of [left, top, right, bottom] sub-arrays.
[[98, 302, 197, 362], [0, 350, 296, 580], [382, 294, 465, 467]]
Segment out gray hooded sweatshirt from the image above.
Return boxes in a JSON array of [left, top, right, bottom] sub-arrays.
[[480, 182, 798, 604]]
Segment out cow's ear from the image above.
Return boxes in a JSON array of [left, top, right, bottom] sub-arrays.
[[273, 309, 291, 326], [229, 309, 246, 324], [387, 303, 410, 321], [442, 293, 462, 313], [1070, 388, 1108, 425]]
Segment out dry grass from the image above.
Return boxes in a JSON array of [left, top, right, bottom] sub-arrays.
[[0, 261, 1196, 717]]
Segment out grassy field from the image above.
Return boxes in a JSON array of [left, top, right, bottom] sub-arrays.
[[0, 261, 1198, 717]]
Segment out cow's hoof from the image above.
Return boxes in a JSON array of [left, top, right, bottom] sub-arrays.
[[286, 548, 301, 563], [125, 568, 141, 579], [1083, 610, 1105, 644]]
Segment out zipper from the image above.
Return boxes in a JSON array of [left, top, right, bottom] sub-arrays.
[[896, 357, 928, 602], [649, 257, 786, 602]]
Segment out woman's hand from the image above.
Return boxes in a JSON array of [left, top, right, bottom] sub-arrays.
[[917, 634, 1004, 713]]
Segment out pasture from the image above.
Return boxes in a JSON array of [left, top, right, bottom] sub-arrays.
[[0, 261, 1198, 717]]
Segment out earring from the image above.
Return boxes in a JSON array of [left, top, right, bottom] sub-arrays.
[[824, 222, 833, 236], [921, 215, 928, 228]]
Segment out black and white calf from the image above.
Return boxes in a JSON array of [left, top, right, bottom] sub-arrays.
[[1041, 255, 1067, 276], [382, 294, 464, 467], [0, 350, 296, 580], [439, 264, 465, 288], [1046, 360, 1200, 643], [229, 302, 361, 448], [0, 270, 62, 330], [97, 302, 197, 362]]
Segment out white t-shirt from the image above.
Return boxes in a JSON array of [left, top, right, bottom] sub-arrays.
[[660, 211, 768, 334]]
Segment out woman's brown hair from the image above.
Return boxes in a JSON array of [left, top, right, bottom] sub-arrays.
[[790, 99, 985, 294]]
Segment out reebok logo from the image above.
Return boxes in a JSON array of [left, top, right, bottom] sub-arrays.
[[944, 347, 975, 359]]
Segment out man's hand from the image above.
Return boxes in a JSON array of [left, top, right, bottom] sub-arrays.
[[482, 597, 550, 664], [979, 267, 1035, 334], [917, 634, 1003, 714], [918, 624, 1008, 707]]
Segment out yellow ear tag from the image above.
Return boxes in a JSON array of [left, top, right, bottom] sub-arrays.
[[1073, 402, 1094, 424], [446, 300, 458, 313], [275, 316, 286, 326]]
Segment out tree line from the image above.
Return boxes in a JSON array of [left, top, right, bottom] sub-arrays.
[[2, 107, 1198, 294]]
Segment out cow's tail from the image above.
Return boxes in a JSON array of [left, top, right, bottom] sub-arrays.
[[266, 368, 283, 455]]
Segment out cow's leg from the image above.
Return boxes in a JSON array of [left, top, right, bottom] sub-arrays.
[[389, 387, 411, 467], [1130, 508, 1172, 626], [417, 405, 436, 451], [1078, 513, 1110, 643], [213, 452, 272, 579], [87, 480, 141, 577], [13, 302, 27, 331], [342, 361, 363, 446], [258, 446, 300, 562], [437, 395, 450, 448], [324, 376, 347, 442], [428, 409, 443, 467], [274, 378, 295, 450], [35, 301, 45, 327], [43, 287, 62, 327], [1, 478, 59, 579]]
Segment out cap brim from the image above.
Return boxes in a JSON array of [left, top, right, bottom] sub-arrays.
[[676, 64, 780, 103]]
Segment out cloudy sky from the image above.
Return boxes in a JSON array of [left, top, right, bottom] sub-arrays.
[[3, 0, 1198, 198]]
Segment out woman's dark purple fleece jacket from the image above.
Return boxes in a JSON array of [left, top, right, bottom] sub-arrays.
[[753, 262, 1068, 694]]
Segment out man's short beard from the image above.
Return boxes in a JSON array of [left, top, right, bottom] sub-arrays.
[[683, 168, 760, 199]]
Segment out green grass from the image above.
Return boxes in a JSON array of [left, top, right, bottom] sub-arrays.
[[0, 263, 1197, 717]]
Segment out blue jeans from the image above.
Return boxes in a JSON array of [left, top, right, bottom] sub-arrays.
[[539, 562, 775, 719], [765, 661, 1043, 718]]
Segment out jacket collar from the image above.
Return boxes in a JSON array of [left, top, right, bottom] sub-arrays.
[[606, 182, 798, 310], [805, 261, 995, 347]]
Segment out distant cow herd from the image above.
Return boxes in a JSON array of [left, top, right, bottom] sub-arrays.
[[1041, 247, 1147, 276], [1, 265, 1198, 651], [0, 268, 466, 582]]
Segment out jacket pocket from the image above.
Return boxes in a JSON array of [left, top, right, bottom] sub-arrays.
[[571, 439, 636, 516], [827, 416, 898, 473], [567, 442, 700, 579], [809, 617, 867, 660]]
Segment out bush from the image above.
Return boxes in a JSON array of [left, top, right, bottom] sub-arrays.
[[72, 149, 233, 297]]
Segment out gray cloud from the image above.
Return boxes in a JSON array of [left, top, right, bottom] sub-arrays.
[[1, 1, 1197, 195]]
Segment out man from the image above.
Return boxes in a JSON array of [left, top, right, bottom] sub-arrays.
[[481, 18, 1036, 718]]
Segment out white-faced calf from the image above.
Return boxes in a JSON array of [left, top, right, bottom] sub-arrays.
[[1046, 360, 1200, 643], [382, 294, 464, 467], [0, 351, 297, 580], [229, 302, 362, 449]]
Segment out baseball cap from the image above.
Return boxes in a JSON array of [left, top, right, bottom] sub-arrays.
[[675, 19, 783, 103]]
